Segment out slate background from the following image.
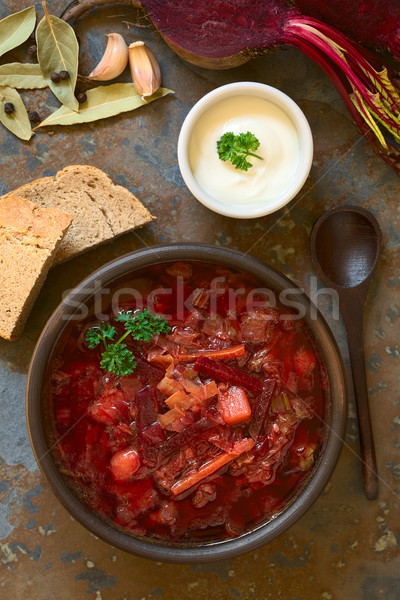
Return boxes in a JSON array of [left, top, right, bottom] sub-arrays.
[[0, 1, 399, 599]]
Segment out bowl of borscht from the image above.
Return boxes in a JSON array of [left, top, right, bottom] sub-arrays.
[[26, 244, 347, 562]]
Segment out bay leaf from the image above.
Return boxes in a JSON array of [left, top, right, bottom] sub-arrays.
[[35, 83, 174, 128], [0, 63, 47, 89], [0, 86, 32, 140], [36, 3, 79, 111], [0, 6, 36, 58]]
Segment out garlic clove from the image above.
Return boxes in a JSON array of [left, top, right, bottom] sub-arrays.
[[89, 33, 129, 81], [129, 41, 161, 97]]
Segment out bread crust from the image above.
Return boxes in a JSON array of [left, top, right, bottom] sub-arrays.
[[0, 195, 72, 242], [0, 196, 72, 341]]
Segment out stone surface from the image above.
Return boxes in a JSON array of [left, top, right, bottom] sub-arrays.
[[0, 2, 399, 599]]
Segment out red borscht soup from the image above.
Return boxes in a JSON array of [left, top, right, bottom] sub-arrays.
[[45, 261, 327, 543]]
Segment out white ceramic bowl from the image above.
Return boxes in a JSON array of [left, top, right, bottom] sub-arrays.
[[177, 82, 313, 219]]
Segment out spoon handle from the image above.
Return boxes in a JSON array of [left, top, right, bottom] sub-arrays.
[[341, 302, 378, 500]]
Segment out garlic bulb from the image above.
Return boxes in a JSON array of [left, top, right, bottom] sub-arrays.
[[89, 33, 128, 81], [129, 41, 161, 97]]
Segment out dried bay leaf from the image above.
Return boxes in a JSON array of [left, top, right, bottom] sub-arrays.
[[0, 86, 32, 140], [0, 6, 36, 58], [36, 3, 79, 111], [0, 63, 47, 89], [36, 83, 174, 128]]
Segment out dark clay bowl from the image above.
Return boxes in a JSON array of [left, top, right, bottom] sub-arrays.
[[26, 244, 347, 563]]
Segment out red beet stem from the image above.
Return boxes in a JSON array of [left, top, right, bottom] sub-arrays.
[[283, 29, 379, 155], [289, 20, 399, 131], [292, 16, 390, 73], [248, 380, 276, 441], [194, 356, 263, 396]]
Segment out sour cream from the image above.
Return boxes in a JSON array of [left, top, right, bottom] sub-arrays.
[[188, 95, 300, 208]]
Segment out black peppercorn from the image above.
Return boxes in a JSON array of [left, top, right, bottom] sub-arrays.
[[4, 102, 15, 114], [76, 92, 87, 104], [28, 111, 41, 124], [50, 72, 61, 83], [27, 44, 37, 57], [59, 70, 70, 80]]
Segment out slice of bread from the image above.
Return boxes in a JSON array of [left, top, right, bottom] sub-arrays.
[[2, 165, 154, 264], [0, 196, 73, 341]]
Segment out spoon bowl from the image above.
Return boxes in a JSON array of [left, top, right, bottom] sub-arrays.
[[311, 205, 382, 500], [311, 208, 381, 288]]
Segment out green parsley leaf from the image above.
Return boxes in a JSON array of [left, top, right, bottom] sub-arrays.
[[231, 153, 252, 171], [216, 131, 237, 162], [236, 131, 260, 153], [217, 131, 263, 171], [85, 324, 116, 348], [116, 308, 171, 343], [100, 342, 137, 376]]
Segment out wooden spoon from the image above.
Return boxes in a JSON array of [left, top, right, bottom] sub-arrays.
[[310, 205, 382, 500]]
